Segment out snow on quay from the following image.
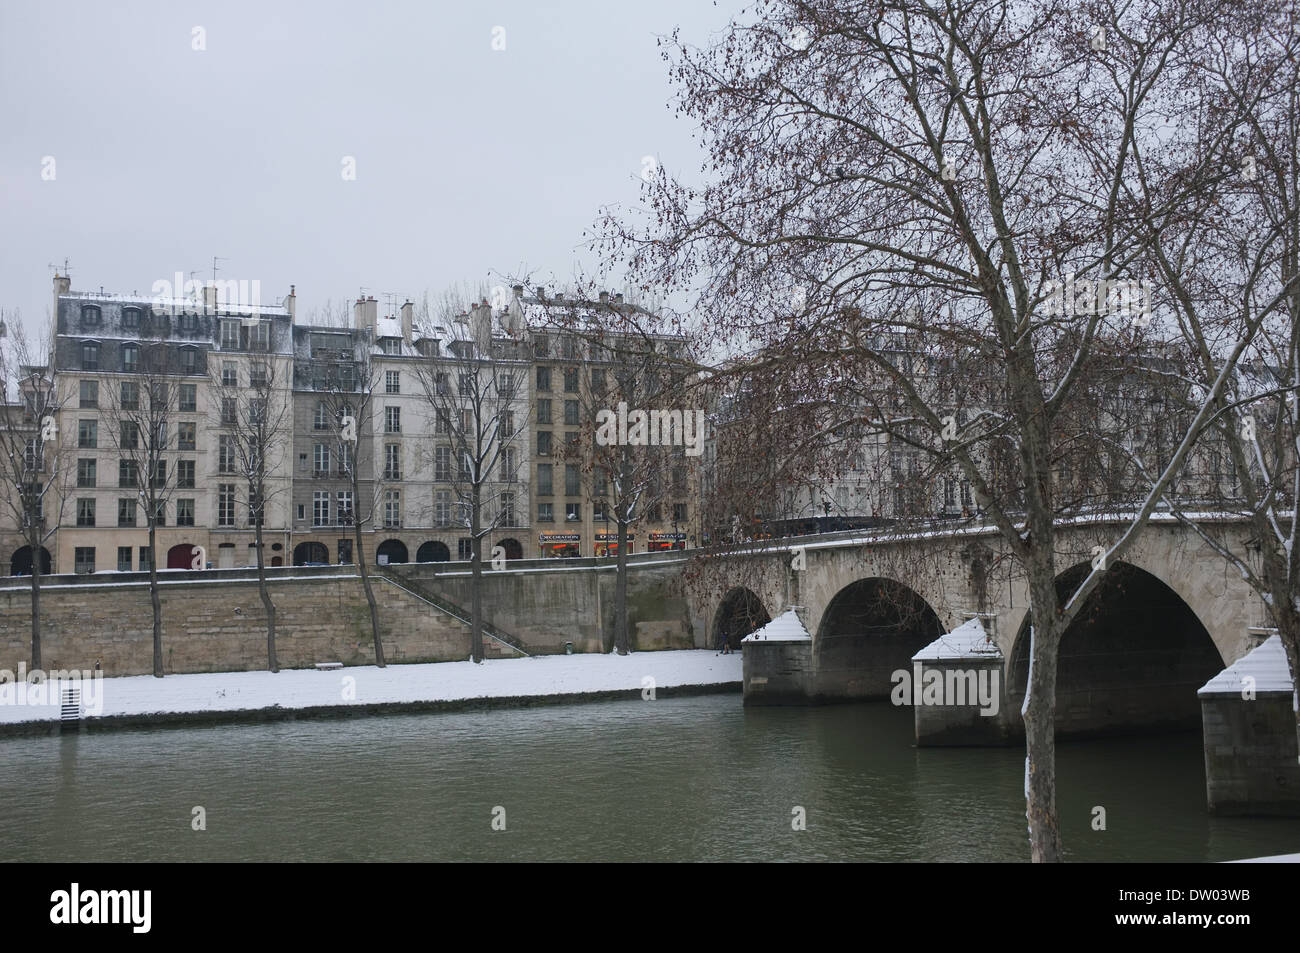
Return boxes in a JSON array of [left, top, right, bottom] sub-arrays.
[[0, 650, 743, 731]]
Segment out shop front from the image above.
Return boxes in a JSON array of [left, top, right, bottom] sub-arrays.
[[539, 533, 582, 558], [594, 532, 635, 557], [647, 532, 687, 552]]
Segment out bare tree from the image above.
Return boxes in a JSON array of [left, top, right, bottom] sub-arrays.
[[0, 314, 69, 670], [411, 292, 530, 663], [314, 332, 387, 666], [600, 0, 1284, 861], [210, 352, 293, 672], [102, 319, 183, 677]]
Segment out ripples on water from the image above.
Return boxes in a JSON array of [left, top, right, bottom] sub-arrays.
[[1, 696, 1297, 862]]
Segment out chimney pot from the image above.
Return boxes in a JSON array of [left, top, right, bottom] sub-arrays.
[[599, 291, 609, 304]]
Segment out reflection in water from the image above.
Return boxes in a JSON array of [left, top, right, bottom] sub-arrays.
[[0, 696, 1297, 862]]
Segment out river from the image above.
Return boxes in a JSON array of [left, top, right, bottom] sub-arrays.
[[2, 695, 1297, 861]]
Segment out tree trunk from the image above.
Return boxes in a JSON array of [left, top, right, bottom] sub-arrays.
[[470, 486, 484, 663], [255, 514, 277, 673], [354, 524, 384, 668], [29, 532, 41, 671], [148, 523, 163, 678], [1023, 566, 1064, 863], [614, 519, 629, 655]]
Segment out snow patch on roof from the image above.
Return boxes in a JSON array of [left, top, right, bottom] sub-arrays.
[[1198, 635, 1295, 696], [912, 617, 1001, 661], [741, 609, 811, 643]]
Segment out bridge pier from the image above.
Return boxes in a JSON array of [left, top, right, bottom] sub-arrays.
[[1198, 635, 1300, 816], [909, 620, 1014, 745]]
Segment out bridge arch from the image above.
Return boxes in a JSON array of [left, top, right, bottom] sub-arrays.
[[376, 539, 408, 565], [1008, 560, 1224, 737], [713, 587, 771, 651], [416, 541, 450, 563], [815, 577, 944, 700]]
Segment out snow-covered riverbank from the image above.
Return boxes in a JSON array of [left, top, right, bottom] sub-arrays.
[[0, 650, 744, 735]]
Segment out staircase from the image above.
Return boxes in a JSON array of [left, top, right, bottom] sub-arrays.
[[377, 571, 528, 657]]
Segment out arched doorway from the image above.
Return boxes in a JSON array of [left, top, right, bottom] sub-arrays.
[[815, 577, 944, 700], [376, 539, 408, 565], [713, 587, 770, 651], [498, 538, 523, 560], [1008, 561, 1223, 737], [416, 541, 451, 563], [9, 545, 51, 576], [293, 541, 329, 566], [167, 543, 199, 570]]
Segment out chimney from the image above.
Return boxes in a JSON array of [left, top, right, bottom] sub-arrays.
[[203, 283, 218, 312], [286, 284, 297, 322], [613, 293, 624, 305], [354, 296, 378, 333], [53, 273, 71, 319], [512, 284, 524, 299], [599, 290, 609, 305], [555, 292, 564, 303], [535, 286, 546, 300], [472, 300, 492, 351], [400, 300, 414, 341]]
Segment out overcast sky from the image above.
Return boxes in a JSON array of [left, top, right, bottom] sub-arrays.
[[0, 0, 747, 339]]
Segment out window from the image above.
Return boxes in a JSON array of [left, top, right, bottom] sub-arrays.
[[118, 498, 136, 527], [152, 459, 167, 488], [120, 380, 138, 410], [313, 401, 329, 430], [434, 372, 449, 395], [500, 491, 516, 527], [565, 502, 581, 522], [121, 343, 138, 373], [80, 306, 101, 327], [435, 447, 451, 482], [139, 546, 153, 572], [385, 443, 401, 480], [458, 374, 473, 397], [120, 421, 138, 450], [177, 422, 196, 451], [944, 477, 956, 509], [536, 366, 551, 391], [313, 443, 330, 476], [250, 363, 268, 387], [77, 458, 96, 488], [182, 348, 199, 375], [537, 502, 554, 522], [152, 499, 166, 526], [381, 337, 400, 355], [537, 431, 552, 456], [221, 320, 240, 349], [498, 374, 515, 400], [435, 409, 450, 435], [154, 421, 168, 450], [24, 438, 42, 472], [435, 490, 451, 525], [74, 547, 95, 574], [78, 419, 97, 448], [249, 398, 267, 425], [564, 368, 579, 392], [386, 371, 400, 394], [591, 369, 606, 397], [223, 362, 238, 387], [179, 383, 197, 412], [149, 382, 168, 411], [221, 397, 237, 425], [501, 411, 515, 436], [76, 498, 95, 527], [565, 464, 580, 496], [458, 538, 473, 560], [500, 447, 517, 482], [313, 491, 330, 526], [337, 491, 354, 525], [534, 335, 550, 358], [79, 380, 98, 408], [220, 435, 237, 474], [384, 490, 401, 527], [385, 406, 401, 433], [176, 459, 196, 488], [960, 480, 972, 507], [118, 459, 138, 487], [250, 321, 270, 352], [458, 451, 472, 482], [673, 503, 688, 523], [218, 484, 236, 526], [593, 501, 607, 521], [594, 467, 608, 497], [176, 499, 195, 526], [81, 342, 99, 370], [122, 307, 143, 330], [564, 400, 579, 426], [339, 442, 353, 474], [537, 463, 553, 495], [117, 547, 133, 572]]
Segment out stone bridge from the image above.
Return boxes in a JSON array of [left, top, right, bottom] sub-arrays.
[[680, 515, 1274, 745]]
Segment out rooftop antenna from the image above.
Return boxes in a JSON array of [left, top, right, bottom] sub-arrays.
[[211, 256, 228, 284], [47, 258, 72, 279]]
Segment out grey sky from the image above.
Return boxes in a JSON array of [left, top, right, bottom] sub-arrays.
[[0, 0, 745, 339]]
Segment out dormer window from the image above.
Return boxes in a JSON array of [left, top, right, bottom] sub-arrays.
[[80, 305, 101, 327], [122, 307, 141, 329]]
